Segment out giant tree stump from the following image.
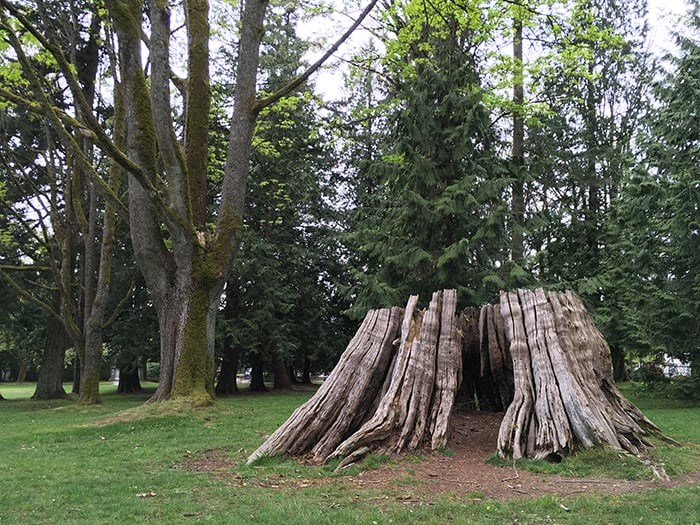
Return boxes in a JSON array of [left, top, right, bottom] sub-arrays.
[[248, 290, 462, 465], [247, 288, 667, 466], [246, 306, 403, 464], [497, 289, 662, 459]]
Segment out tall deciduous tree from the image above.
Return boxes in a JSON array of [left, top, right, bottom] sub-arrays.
[[1, 0, 379, 405], [0, 1, 124, 402], [226, 6, 346, 390]]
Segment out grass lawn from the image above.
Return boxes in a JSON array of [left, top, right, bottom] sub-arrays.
[[0, 381, 698, 524]]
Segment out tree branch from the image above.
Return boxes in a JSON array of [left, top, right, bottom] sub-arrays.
[[254, 0, 383, 111], [0, 0, 145, 182]]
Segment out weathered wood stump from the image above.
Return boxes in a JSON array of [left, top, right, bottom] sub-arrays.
[[247, 287, 667, 466], [246, 306, 403, 464], [329, 290, 462, 462], [497, 289, 662, 460], [248, 290, 462, 465]]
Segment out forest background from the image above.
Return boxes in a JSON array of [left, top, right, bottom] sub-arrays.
[[0, 0, 698, 404]]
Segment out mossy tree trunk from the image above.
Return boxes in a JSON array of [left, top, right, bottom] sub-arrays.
[[107, 0, 267, 404], [4, 0, 381, 407]]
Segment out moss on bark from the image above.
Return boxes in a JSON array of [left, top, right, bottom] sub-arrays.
[[171, 257, 217, 406]]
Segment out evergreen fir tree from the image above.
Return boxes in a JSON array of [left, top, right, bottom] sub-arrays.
[[345, 6, 508, 315]]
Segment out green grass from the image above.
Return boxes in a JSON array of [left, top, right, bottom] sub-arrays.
[[1, 381, 698, 524]]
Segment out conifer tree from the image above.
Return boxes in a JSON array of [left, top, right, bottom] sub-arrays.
[[345, 2, 509, 315], [607, 3, 700, 378]]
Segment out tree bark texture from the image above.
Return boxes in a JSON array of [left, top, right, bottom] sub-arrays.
[[246, 305, 403, 464], [248, 288, 666, 466], [248, 290, 463, 465], [497, 289, 661, 459]]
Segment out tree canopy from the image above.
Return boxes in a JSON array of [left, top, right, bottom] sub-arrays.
[[0, 0, 697, 402]]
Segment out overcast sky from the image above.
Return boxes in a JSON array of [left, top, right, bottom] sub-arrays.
[[304, 0, 693, 101], [647, 0, 690, 53]]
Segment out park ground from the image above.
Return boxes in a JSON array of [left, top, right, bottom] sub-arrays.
[[0, 381, 698, 524]]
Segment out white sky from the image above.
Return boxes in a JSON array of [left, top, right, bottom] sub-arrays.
[[647, 0, 690, 54], [303, 0, 693, 101]]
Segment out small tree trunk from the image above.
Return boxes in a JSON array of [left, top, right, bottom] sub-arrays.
[[273, 356, 293, 390], [301, 357, 312, 384], [216, 281, 240, 396], [611, 345, 627, 382], [288, 366, 300, 385], [72, 358, 81, 394], [215, 348, 240, 395], [33, 296, 70, 400], [79, 112, 121, 405], [118, 367, 143, 393], [249, 354, 267, 392], [16, 361, 28, 383]]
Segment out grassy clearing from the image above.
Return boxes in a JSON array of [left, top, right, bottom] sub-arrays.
[[1, 381, 698, 524]]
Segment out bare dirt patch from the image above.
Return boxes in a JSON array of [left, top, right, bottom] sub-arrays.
[[187, 412, 698, 501], [345, 412, 699, 501], [177, 449, 238, 476]]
